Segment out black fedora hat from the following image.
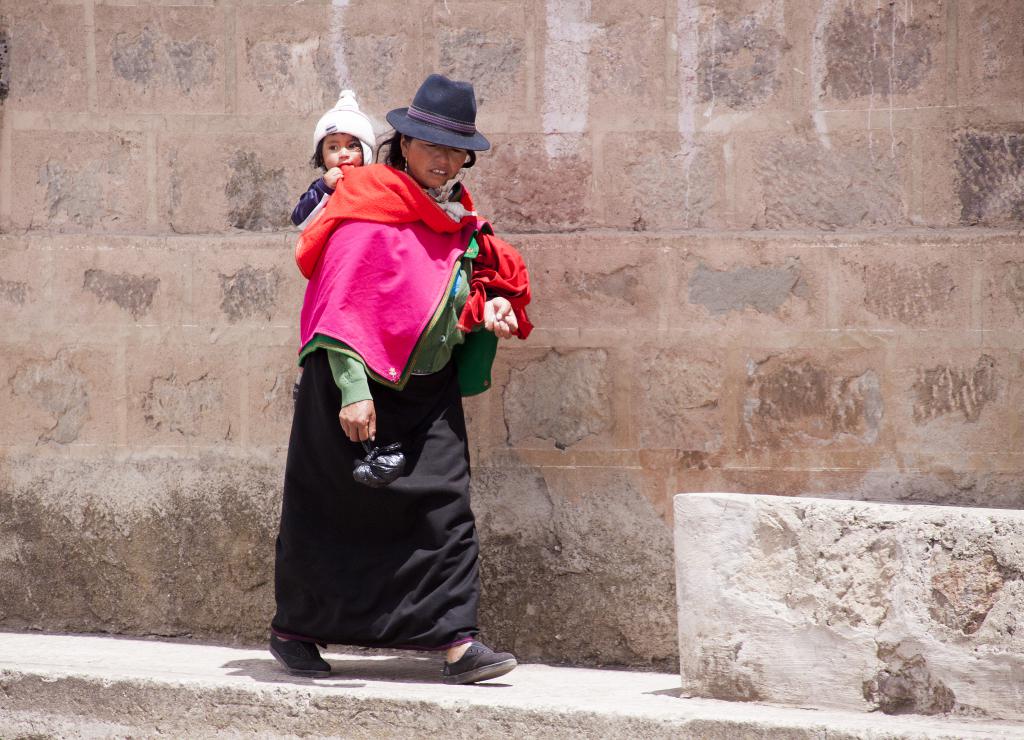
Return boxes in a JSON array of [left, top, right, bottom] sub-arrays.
[[387, 74, 491, 155]]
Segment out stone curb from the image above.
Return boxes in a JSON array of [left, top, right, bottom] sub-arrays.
[[1, 633, 1021, 739]]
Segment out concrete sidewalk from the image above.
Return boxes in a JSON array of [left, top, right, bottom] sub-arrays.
[[0, 633, 1021, 739]]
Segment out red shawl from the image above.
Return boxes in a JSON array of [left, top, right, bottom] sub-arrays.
[[296, 164, 532, 339]]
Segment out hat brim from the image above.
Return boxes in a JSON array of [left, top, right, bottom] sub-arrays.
[[386, 108, 490, 152]]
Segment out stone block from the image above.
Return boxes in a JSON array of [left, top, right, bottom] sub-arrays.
[[589, 0, 669, 123], [674, 493, 1024, 719], [740, 349, 887, 459], [471, 134, 594, 231], [596, 133, 726, 231], [5, 4, 86, 111], [956, 131, 1024, 226], [816, 0, 948, 108], [982, 239, 1024, 330], [245, 343, 299, 449], [235, 6, 335, 117], [125, 336, 243, 448], [95, 6, 226, 114], [50, 240, 186, 327], [673, 240, 828, 336], [433, 2, 529, 127], [517, 234, 669, 332], [675, 467, 1024, 510], [235, 3, 420, 122], [0, 237, 53, 335], [10, 131, 148, 232], [956, 1, 1024, 107], [833, 247, 973, 330], [889, 349, 1015, 463], [691, 0, 791, 113], [736, 131, 911, 229], [189, 239, 303, 328], [500, 345, 618, 450], [634, 345, 727, 453], [475, 464, 676, 668], [0, 342, 121, 447], [157, 133, 311, 233]]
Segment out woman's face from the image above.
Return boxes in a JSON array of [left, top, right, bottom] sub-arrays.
[[400, 136, 469, 189]]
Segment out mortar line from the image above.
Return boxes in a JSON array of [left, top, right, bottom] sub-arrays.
[[945, 0, 959, 109], [0, 109, 11, 228], [146, 129, 158, 230], [84, 0, 98, 113], [225, 4, 237, 116]]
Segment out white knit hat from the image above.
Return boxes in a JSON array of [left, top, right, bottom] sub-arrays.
[[312, 90, 376, 165]]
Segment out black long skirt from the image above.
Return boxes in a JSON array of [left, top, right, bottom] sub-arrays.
[[271, 349, 480, 649]]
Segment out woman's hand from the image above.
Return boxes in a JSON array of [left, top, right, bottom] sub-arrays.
[[339, 399, 376, 442], [484, 297, 518, 339], [323, 167, 343, 189]]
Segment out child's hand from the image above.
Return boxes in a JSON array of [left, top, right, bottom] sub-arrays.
[[323, 167, 343, 189]]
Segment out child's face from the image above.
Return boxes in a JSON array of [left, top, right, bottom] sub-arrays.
[[322, 133, 364, 169]]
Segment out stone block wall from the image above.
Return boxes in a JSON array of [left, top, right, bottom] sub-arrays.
[[0, 0, 1021, 668]]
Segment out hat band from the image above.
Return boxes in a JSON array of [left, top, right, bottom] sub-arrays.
[[407, 105, 476, 135]]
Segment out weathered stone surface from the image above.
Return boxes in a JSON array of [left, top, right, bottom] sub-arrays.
[[0, 456, 280, 640], [218, 265, 281, 323], [246, 344, 299, 448], [589, 3, 668, 119], [741, 352, 884, 451], [688, 259, 802, 315], [12, 131, 148, 232], [82, 269, 160, 321], [957, 132, 1024, 225], [96, 6, 225, 113], [890, 350, 1012, 462], [6, 4, 86, 110], [503, 349, 613, 449], [7, 635, 1015, 740], [235, 6, 335, 116], [518, 236, 666, 331], [188, 238, 304, 328], [820, 0, 944, 104], [435, 4, 527, 111], [910, 354, 997, 425], [474, 465, 676, 668], [635, 348, 724, 451], [696, 1, 785, 110], [676, 467, 1024, 511], [956, 1, 1024, 106], [0, 23, 9, 103], [471, 134, 593, 231], [834, 252, 969, 330], [326, 0, 424, 116], [158, 134, 309, 233], [0, 345, 120, 446], [126, 341, 242, 446], [604, 133, 722, 231], [674, 493, 1024, 719], [983, 250, 1024, 329], [745, 132, 908, 229], [673, 245, 828, 334]]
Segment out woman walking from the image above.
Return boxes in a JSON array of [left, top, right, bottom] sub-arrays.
[[270, 74, 532, 685]]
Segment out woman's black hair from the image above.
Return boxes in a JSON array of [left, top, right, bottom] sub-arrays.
[[377, 132, 477, 170]]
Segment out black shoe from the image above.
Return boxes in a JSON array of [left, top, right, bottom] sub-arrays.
[[442, 641, 517, 685], [269, 634, 331, 677]]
